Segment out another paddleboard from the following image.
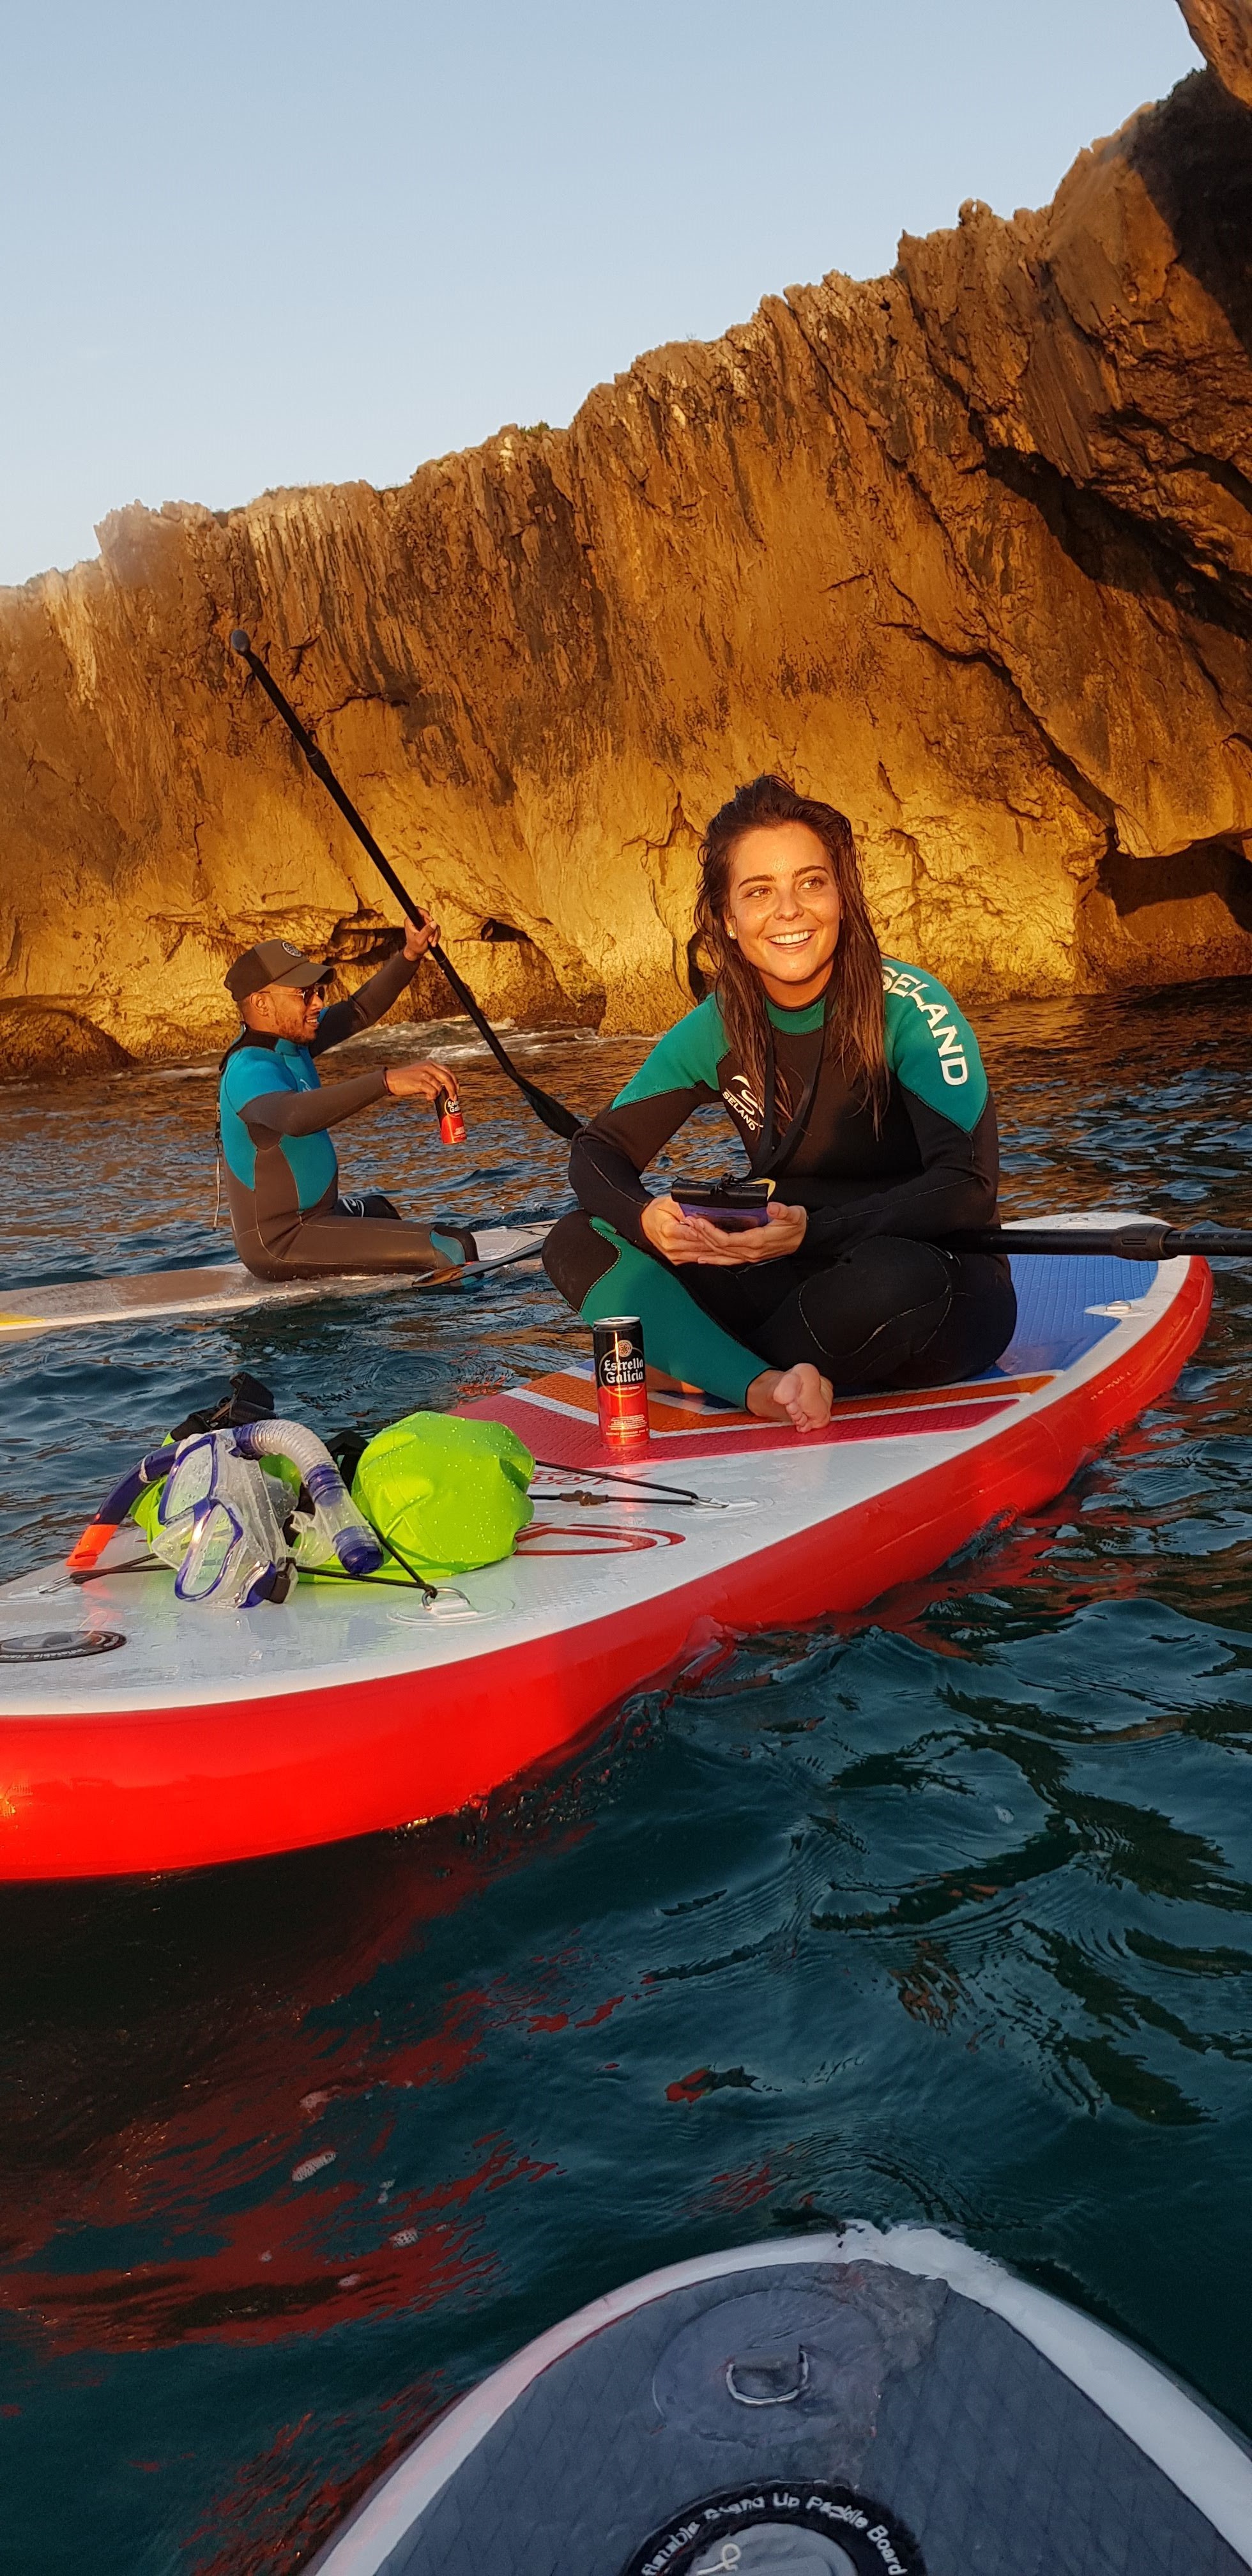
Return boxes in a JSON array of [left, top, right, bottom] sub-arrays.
[[305, 2228, 1252, 2573], [0, 1220, 1211, 1880], [0, 1225, 551, 1339]]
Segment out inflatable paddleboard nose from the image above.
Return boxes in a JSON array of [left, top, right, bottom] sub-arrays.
[[305, 2231, 1252, 2575]]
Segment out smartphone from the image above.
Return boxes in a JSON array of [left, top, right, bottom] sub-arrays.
[[672, 1179, 773, 1230]]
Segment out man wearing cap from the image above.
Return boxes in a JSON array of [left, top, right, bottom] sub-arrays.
[[218, 917, 478, 1280]]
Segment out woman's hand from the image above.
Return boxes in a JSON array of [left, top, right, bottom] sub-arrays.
[[383, 1057, 459, 1101], [641, 1195, 807, 1268]]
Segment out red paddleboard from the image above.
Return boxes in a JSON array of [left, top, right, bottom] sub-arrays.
[[0, 1220, 1211, 1881]]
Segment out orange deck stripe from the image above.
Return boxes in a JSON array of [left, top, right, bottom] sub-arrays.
[[531, 1368, 1053, 1434]]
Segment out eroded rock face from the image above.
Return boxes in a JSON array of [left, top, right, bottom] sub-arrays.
[[0, 1004, 133, 1084], [1181, 0, 1252, 109], [1, 4, 1250, 1078]]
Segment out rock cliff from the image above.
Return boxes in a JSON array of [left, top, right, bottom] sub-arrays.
[[1, 0, 1250, 1077]]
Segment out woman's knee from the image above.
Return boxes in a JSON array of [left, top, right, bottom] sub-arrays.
[[880, 1252, 1016, 1386], [832, 1236, 954, 1328], [542, 1211, 617, 1309], [790, 1236, 954, 1377]]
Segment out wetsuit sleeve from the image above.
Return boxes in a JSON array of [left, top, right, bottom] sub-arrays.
[[802, 972, 997, 1253], [569, 1002, 725, 1250], [241, 1071, 389, 1137], [310, 952, 416, 1054], [800, 1096, 1000, 1251]]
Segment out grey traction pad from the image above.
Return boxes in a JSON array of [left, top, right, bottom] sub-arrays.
[[376, 2261, 1246, 2576]]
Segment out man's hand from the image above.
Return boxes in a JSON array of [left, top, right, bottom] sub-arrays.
[[383, 1058, 459, 1101], [641, 1195, 807, 1268], [402, 915, 440, 964]]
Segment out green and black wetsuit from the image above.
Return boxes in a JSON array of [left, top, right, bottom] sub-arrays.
[[543, 957, 1016, 1400], [218, 953, 473, 1281]]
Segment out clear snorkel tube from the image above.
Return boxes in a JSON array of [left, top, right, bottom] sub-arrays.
[[232, 1420, 383, 1576]]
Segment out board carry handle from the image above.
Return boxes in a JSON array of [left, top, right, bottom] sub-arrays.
[[227, 631, 583, 1143]]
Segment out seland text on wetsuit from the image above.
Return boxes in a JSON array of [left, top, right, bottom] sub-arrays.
[[543, 956, 1016, 1400], [218, 951, 472, 1281]]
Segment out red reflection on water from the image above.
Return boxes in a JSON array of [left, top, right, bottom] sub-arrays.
[[851, 1475, 1156, 1648], [0, 1811, 597, 2358], [185, 2375, 445, 2576], [1, 2128, 557, 2353], [696, 2157, 778, 2216], [664, 2065, 756, 2104]]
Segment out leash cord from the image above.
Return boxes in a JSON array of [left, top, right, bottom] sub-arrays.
[[529, 1458, 713, 1508]]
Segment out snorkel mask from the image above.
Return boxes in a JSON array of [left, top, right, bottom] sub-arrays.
[[147, 1422, 383, 1606], [153, 1433, 289, 1608]]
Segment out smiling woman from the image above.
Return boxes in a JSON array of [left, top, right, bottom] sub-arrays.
[[543, 773, 1017, 1429]]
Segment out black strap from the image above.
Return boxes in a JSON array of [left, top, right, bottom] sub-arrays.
[[215, 1025, 284, 1160], [217, 1026, 282, 1074], [750, 988, 832, 1180]]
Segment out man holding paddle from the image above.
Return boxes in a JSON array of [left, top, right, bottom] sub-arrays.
[[218, 916, 480, 1281]]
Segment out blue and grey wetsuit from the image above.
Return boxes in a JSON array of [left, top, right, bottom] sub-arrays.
[[543, 958, 1016, 1399], [218, 953, 473, 1280]]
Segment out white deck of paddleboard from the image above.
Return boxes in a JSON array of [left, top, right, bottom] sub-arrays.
[[0, 1233, 1193, 1719], [0, 1225, 550, 1337]]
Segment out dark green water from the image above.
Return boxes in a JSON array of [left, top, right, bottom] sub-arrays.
[[2, 985, 1252, 2575]]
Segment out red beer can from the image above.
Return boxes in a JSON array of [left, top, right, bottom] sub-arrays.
[[593, 1315, 650, 1452], [434, 1086, 467, 1144]]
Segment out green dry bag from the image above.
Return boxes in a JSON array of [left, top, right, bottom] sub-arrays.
[[351, 1411, 534, 1583]]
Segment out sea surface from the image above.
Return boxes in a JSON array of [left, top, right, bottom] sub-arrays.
[[1, 983, 1251, 2574]]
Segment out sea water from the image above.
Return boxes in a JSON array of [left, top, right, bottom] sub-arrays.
[[1, 984, 1251, 2574]]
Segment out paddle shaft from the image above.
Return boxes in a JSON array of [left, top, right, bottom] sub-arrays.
[[950, 1223, 1252, 1261], [228, 633, 582, 1140]]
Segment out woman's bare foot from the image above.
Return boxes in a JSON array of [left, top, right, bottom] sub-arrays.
[[745, 1362, 834, 1433]]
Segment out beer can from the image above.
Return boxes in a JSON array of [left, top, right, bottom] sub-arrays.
[[434, 1086, 468, 1144], [592, 1314, 650, 1452]]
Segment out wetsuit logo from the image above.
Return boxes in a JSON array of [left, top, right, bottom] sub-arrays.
[[883, 967, 969, 1086], [722, 1073, 765, 1135]]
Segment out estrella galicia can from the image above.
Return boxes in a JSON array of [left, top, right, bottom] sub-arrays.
[[592, 1315, 650, 1452], [434, 1086, 468, 1144]]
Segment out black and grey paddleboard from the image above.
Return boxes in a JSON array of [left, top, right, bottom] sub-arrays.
[[309, 2228, 1252, 2573]]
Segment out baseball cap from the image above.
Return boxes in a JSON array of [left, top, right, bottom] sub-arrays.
[[224, 939, 329, 1003]]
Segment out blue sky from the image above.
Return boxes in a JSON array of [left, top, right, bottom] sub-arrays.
[[1, 0, 1200, 588]]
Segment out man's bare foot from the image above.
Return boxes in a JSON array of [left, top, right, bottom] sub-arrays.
[[745, 1362, 834, 1433]]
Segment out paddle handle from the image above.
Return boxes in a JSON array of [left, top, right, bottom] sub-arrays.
[[951, 1223, 1252, 1261]]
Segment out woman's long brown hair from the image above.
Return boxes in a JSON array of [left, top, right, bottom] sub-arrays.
[[692, 774, 888, 1123]]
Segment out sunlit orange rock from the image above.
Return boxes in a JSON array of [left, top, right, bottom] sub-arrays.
[[1, 0, 1249, 1075]]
